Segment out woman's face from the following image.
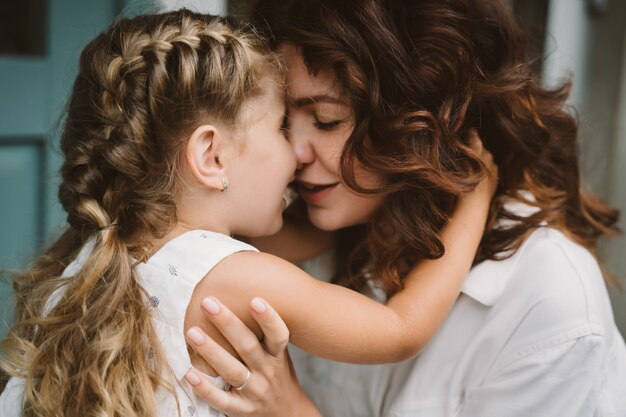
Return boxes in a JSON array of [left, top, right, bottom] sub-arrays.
[[278, 43, 384, 231]]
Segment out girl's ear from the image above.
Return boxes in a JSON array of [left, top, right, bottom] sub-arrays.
[[186, 124, 229, 191]]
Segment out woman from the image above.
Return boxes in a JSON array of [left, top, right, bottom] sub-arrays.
[[183, 0, 626, 415]]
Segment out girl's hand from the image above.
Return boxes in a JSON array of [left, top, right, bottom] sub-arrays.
[[467, 128, 499, 199], [184, 297, 322, 417]]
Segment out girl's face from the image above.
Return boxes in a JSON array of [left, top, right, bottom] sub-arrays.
[[278, 43, 384, 231], [227, 83, 297, 237]]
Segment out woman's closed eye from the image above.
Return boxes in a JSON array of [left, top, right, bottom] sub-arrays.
[[313, 117, 343, 131]]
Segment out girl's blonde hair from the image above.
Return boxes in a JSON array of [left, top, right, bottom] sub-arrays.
[[1, 9, 279, 416]]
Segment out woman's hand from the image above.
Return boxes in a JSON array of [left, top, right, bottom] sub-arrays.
[[184, 297, 322, 417]]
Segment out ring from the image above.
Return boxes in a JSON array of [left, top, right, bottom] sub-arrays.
[[233, 367, 251, 391]]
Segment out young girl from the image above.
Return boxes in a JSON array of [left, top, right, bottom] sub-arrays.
[[0, 10, 496, 417]]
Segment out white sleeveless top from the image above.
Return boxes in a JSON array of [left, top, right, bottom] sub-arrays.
[[0, 229, 258, 417]]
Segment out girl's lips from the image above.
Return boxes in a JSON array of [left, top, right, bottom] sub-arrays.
[[296, 181, 339, 204]]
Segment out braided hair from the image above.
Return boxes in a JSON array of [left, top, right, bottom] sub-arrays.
[[0, 10, 279, 417]]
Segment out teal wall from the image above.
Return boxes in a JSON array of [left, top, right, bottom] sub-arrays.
[[0, 0, 216, 341], [0, 0, 128, 338]]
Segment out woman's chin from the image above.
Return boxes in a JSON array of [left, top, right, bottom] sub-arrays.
[[305, 188, 384, 232], [307, 206, 351, 231]]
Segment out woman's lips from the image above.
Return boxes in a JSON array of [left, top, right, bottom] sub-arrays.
[[296, 181, 339, 204]]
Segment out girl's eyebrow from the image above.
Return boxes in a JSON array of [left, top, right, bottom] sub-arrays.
[[289, 95, 347, 107]]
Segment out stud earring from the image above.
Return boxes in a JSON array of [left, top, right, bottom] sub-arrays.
[[221, 178, 229, 192]]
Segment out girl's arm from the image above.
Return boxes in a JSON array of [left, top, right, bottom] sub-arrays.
[[187, 133, 496, 413], [190, 145, 496, 364], [193, 185, 490, 364], [191, 130, 496, 364]]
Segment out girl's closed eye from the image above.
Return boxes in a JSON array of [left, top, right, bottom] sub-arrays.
[[280, 112, 290, 137]]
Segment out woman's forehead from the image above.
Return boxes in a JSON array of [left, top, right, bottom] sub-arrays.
[[278, 44, 345, 105]]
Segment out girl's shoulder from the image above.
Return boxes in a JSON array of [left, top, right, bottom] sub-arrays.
[[191, 248, 317, 323], [186, 245, 318, 352], [204, 249, 310, 289], [139, 230, 258, 279]]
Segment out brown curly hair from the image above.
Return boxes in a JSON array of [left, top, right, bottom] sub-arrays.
[[1, 10, 279, 417], [252, 0, 620, 294]]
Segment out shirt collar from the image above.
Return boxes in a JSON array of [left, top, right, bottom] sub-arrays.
[[460, 194, 542, 306], [461, 254, 520, 306]]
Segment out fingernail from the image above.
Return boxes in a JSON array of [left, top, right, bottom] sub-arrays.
[[187, 327, 206, 345], [250, 297, 266, 313], [202, 297, 221, 315], [185, 369, 201, 386]]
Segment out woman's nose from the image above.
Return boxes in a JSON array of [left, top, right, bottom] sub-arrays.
[[290, 133, 315, 170]]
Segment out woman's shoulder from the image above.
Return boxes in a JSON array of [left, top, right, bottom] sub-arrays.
[[516, 227, 604, 293], [479, 227, 624, 376], [504, 227, 613, 335]]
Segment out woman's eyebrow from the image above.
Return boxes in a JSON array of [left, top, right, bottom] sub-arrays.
[[289, 95, 347, 107]]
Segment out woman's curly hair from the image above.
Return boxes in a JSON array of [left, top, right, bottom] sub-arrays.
[[1, 9, 279, 416], [252, 0, 620, 294]]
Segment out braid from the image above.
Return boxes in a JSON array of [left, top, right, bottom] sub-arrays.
[[1, 9, 279, 417]]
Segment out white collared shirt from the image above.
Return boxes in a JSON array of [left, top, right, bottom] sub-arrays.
[[291, 227, 626, 416]]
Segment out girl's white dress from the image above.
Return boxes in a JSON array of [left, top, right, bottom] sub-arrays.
[[0, 230, 257, 417]]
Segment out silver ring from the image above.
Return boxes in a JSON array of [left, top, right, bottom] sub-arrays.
[[233, 367, 251, 391]]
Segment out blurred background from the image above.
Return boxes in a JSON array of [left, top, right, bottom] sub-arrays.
[[0, 0, 624, 339]]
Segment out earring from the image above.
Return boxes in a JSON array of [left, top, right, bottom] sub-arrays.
[[221, 178, 229, 192]]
